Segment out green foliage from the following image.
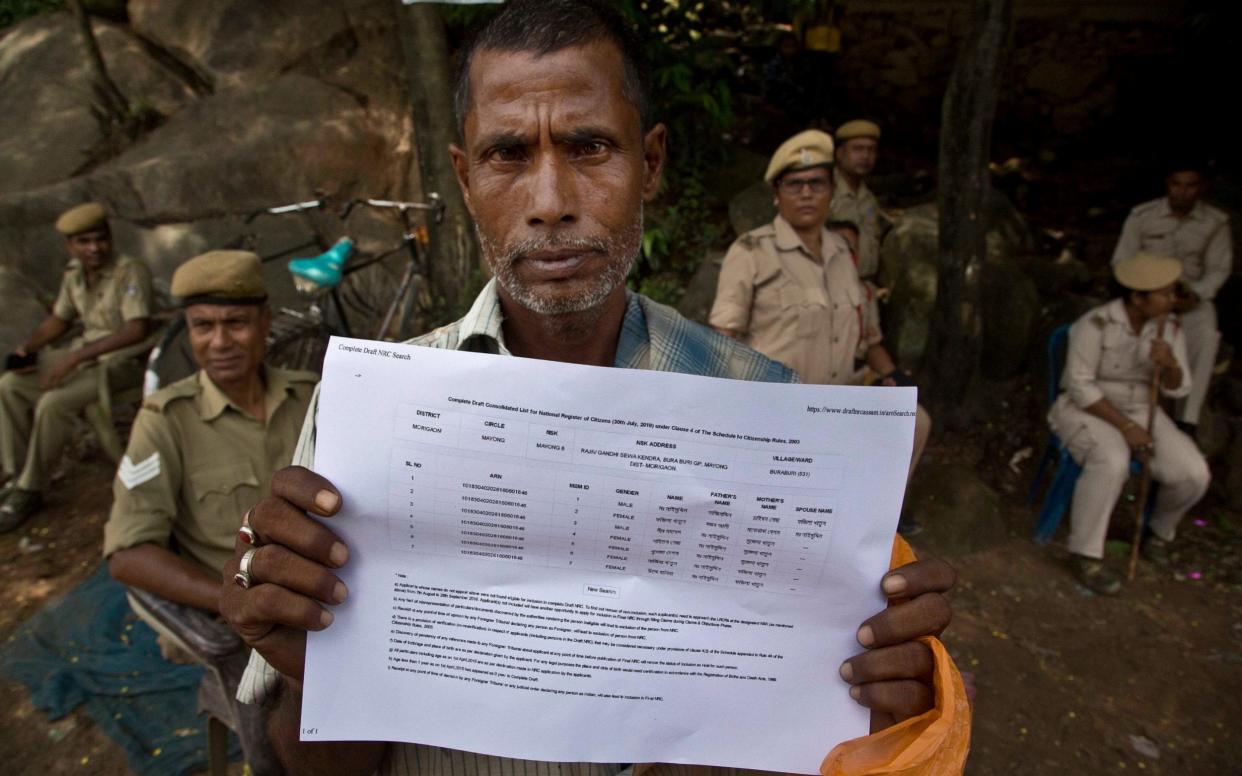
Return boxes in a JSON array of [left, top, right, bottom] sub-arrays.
[[0, 0, 61, 28]]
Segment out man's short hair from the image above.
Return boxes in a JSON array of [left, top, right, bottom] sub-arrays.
[[453, 0, 652, 136], [1165, 159, 1207, 178]]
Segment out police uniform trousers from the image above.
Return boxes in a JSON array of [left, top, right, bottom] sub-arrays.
[[0, 351, 141, 491], [1050, 392, 1210, 560], [1177, 301, 1220, 426]]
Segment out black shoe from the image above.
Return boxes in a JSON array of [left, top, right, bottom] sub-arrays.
[[1141, 535, 1172, 567], [0, 488, 42, 533], [1070, 554, 1122, 595]]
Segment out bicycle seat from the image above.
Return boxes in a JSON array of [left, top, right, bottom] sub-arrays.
[[288, 238, 354, 292]]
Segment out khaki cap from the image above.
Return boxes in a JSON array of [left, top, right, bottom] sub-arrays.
[[764, 130, 835, 183], [171, 250, 268, 305], [1114, 252, 1182, 291], [55, 202, 108, 235], [835, 119, 881, 143]]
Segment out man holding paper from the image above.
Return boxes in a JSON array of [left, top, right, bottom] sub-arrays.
[[218, 2, 970, 774]]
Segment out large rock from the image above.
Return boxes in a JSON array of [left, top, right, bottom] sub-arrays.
[[127, 0, 357, 90], [905, 461, 1009, 555], [0, 12, 195, 195], [0, 71, 404, 291], [0, 269, 53, 354], [880, 191, 1039, 373], [94, 73, 402, 222], [728, 181, 776, 239]]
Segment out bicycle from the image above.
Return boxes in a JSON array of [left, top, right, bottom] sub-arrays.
[[264, 195, 445, 373], [143, 194, 444, 392]]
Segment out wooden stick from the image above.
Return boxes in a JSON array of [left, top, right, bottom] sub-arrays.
[[1128, 316, 1167, 581]]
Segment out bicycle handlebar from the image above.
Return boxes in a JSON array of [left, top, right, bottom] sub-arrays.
[[339, 193, 445, 224], [243, 199, 325, 223]]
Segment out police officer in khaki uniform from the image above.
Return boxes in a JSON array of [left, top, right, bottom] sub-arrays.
[[104, 250, 316, 646], [1112, 163, 1232, 431], [0, 203, 153, 530], [709, 130, 931, 524], [1049, 253, 1210, 595], [828, 120, 883, 283]]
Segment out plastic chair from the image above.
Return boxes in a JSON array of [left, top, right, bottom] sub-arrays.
[[1027, 324, 1152, 544]]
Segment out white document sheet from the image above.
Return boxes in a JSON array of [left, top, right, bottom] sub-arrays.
[[301, 336, 917, 774]]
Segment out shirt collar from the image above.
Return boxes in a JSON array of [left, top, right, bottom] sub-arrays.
[[197, 367, 292, 422], [1159, 198, 1206, 221], [449, 280, 795, 382], [453, 279, 651, 368], [455, 278, 510, 355], [834, 167, 869, 197], [1105, 298, 1129, 325], [773, 214, 848, 265], [773, 214, 829, 257], [1106, 297, 1174, 337]]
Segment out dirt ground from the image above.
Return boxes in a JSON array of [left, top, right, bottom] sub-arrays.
[[0, 435, 1239, 775]]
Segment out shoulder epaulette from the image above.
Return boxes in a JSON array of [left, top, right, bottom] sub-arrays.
[[1090, 314, 1108, 330], [1200, 202, 1230, 224], [141, 373, 200, 413], [739, 223, 776, 250]]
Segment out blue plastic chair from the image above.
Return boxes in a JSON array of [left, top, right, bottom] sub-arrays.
[[1027, 324, 1152, 545]]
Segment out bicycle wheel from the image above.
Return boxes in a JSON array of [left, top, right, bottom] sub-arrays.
[[266, 323, 331, 373]]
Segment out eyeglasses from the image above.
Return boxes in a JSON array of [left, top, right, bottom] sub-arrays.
[[777, 177, 831, 195]]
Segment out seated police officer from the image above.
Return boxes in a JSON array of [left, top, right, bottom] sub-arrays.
[[1, 203, 153, 530], [104, 251, 316, 659]]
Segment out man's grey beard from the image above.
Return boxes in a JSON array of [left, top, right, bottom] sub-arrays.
[[477, 213, 643, 316]]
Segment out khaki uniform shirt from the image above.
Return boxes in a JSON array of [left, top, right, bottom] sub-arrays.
[[828, 168, 881, 280], [52, 254, 153, 345], [1112, 198, 1232, 301], [1057, 299, 1191, 413], [104, 367, 317, 575], [709, 215, 878, 385]]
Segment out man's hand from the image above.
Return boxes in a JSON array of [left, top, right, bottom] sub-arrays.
[[1149, 339, 1177, 371], [218, 466, 350, 683], [839, 558, 955, 731], [40, 353, 79, 389]]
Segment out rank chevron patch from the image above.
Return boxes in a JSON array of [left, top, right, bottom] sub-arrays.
[[118, 452, 161, 490]]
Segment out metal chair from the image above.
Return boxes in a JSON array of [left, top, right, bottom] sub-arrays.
[[1027, 324, 1152, 544], [125, 587, 283, 776]]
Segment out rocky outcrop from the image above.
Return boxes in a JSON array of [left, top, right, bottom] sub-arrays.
[[0, 12, 195, 195], [0, 1, 417, 351], [880, 191, 1044, 378]]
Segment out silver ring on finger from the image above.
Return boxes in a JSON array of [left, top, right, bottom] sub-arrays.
[[238, 524, 259, 546], [238, 509, 259, 546], [234, 547, 259, 589]]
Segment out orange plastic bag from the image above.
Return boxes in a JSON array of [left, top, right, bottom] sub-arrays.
[[820, 537, 972, 775]]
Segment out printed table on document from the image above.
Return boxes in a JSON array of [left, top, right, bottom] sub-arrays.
[[387, 402, 843, 594]]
